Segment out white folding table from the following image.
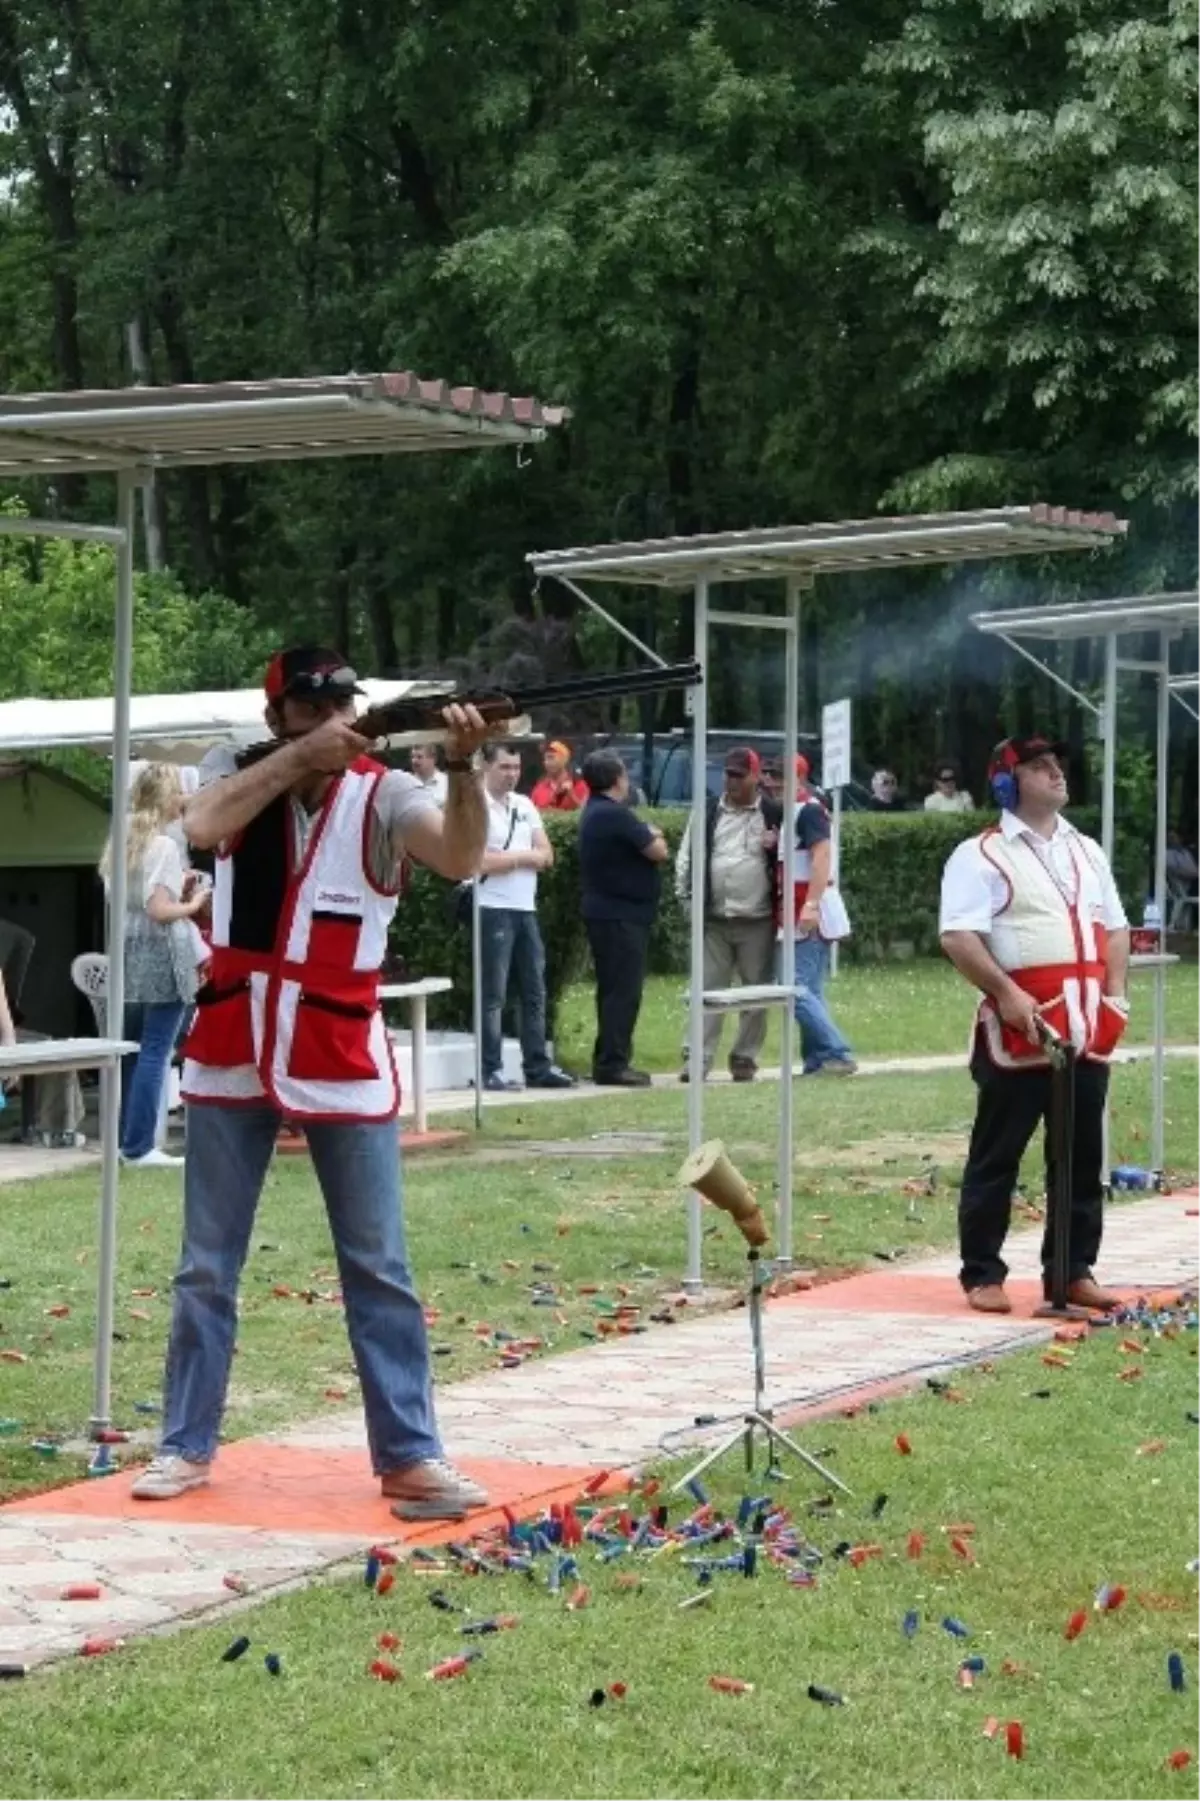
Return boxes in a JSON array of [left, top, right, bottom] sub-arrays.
[[379, 977, 453, 1134]]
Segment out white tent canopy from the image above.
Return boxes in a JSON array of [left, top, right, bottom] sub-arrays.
[[0, 678, 433, 765]]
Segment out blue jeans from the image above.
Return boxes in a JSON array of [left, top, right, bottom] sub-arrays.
[[480, 907, 551, 1081], [792, 935, 854, 1073], [120, 1001, 187, 1158], [160, 1102, 441, 1473]]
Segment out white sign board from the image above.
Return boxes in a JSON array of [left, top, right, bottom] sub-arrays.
[[821, 697, 852, 791]]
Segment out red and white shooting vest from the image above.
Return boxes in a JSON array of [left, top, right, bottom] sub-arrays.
[[182, 757, 401, 1121], [974, 826, 1127, 1070]]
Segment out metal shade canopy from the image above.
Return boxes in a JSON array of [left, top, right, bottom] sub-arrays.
[[530, 506, 1125, 587], [0, 372, 565, 475], [0, 367, 564, 1447], [971, 589, 1199, 1184], [529, 505, 1129, 1292]]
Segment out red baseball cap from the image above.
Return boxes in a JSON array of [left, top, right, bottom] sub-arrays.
[[990, 734, 1069, 777], [264, 646, 363, 704]]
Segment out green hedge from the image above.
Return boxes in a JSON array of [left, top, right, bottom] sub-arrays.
[[388, 802, 1132, 1031]]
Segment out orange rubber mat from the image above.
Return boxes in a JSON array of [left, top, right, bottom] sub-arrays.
[[1, 1443, 617, 1542], [771, 1273, 1163, 1318]]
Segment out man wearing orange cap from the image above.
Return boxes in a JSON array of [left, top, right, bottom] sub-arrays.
[[530, 742, 588, 812]]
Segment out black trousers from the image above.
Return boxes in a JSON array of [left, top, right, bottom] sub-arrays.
[[585, 918, 650, 1078], [959, 1042, 1109, 1292]]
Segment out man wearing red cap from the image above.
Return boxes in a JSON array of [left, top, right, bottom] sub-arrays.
[[676, 746, 781, 1081], [133, 646, 497, 1520], [530, 741, 588, 811], [939, 736, 1130, 1315]]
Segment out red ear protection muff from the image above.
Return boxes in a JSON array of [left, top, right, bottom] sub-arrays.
[[988, 740, 1021, 811]]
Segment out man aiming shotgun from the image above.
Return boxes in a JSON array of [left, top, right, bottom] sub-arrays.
[[939, 735, 1130, 1317], [133, 644, 701, 1517]]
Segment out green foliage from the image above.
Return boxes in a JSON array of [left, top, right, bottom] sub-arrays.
[[0, 506, 274, 791]]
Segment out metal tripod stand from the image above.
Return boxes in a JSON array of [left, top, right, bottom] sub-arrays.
[[1032, 1018, 1091, 1321], [671, 1250, 851, 1496]]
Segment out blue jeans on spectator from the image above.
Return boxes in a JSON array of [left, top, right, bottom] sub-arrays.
[[120, 1001, 187, 1158], [160, 1103, 441, 1473], [792, 934, 855, 1073], [480, 907, 552, 1082]]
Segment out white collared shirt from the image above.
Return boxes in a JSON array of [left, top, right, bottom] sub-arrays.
[[478, 791, 541, 911], [939, 810, 1127, 935]]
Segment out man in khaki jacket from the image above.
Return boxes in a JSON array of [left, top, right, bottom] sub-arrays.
[[676, 747, 780, 1082]]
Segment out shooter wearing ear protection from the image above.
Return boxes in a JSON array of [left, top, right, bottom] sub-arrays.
[[938, 736, 1130, 1315]]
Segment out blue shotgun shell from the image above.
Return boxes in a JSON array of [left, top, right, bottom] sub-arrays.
[[1168, 1652, 1185, 1692], [221, 1636, 251, 1663]]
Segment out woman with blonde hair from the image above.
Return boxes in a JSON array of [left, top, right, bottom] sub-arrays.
[[100, 763, 209, 1168]]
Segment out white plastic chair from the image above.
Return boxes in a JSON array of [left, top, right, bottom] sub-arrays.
[[69, 953, 173, 1148], [71, 953, 109, 1035]]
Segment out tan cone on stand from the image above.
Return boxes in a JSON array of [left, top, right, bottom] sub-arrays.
[[678, 1139, 769, 1247]]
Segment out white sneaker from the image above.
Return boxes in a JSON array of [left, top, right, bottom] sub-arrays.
[[122, 1148, 185, 1169], [383, 1457, 489, 1520], [131, 1454, 212, 1500]]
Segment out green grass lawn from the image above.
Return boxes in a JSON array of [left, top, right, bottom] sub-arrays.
[[1, 1060, 1195, 1505], [552, 957, 1199, 1074], [2, 1324, 1195, 1800]]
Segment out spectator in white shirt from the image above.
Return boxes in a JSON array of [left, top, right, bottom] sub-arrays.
[[410, 744, 448, 807], [477, 745, 575, 1093], [924, 763, 975, 814]]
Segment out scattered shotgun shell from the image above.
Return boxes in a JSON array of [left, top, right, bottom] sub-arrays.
[[589, 1688, 607, 1707], [1137, 1439, 1167, 1456], [871, 1493, 889, 1518], [957, 1667, 976, 1690], [907, 1532, 925, 1559], [962, 1656, 986, 1674], [60, 1584, 102, 1601], [951, 1536, 975, 1564], [1168, 1653, 1185, 1692], [942, 1617, 971, 1639], [894, 1434, 912, 1455], [608, 1681, 627, 1699], [0, 1663, 27, 1680], [678, 1592, 713, 1611], [80, 1637, 123, 1657], [1005, 1721, 1024, 1760], [223, 1574, 250, 1595], [364, 1554, 380, 1588], [982, 1717, 1000, 1740], [807, 1683, 846, 1706], [1094, 1583, 1126, 1612], [376, 1571, 396, 1597], [426, 1650, 482, 1681], [461, 1615, 519, 1637], [902, 1611, 920, 1639], [264, 1653, 283, 1676], [1065, 1610, 1088, 1641], [369, 1659, 401, 1682], [709, 1675, 754, 1695], [1165, 1750, 1192, 1771], [565, 1584, 591, 1610], [582, 1470, 611, 1496], [221, 1636, 251, 1663]]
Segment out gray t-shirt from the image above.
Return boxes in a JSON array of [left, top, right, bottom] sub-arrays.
[[197, 745, 437, 890]]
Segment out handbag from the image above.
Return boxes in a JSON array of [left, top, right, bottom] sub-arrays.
[[445, 805, 518, 928]]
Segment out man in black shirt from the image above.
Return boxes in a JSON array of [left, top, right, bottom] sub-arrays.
[[578, 750, 669, 1086]]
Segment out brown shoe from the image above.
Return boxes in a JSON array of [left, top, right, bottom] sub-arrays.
[[729, 1061, 757, 1084], [381, 1457, 489, 1521], [966, 1284, 1012, 1314], [1063, 1275, 1122, 1311]]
